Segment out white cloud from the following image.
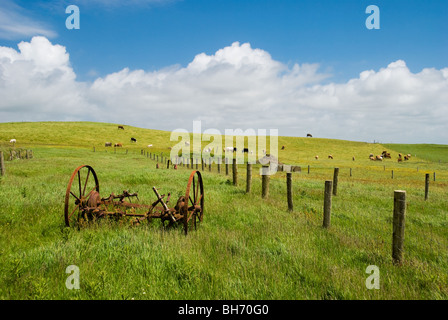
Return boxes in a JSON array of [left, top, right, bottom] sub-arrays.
[[0, 0, 57, 40], [1, 37, 447, 144], [0, 36, 95, 120]]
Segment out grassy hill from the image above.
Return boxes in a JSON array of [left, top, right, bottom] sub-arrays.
[[0, 122, 447, 300]]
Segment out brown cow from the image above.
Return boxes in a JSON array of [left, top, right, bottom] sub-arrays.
[[370, 156, 375, 161], [118, 126, 124, 130], [376, 155, 383, 161], [382, 151, 391, 159], [114, 143, 123, 147], [328, 155, 333, 159], [281, 145, 285, 150], [315, 155, 319, 160], [352, 156, 355, 161]]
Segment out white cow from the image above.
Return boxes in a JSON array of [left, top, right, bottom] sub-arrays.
[[224, 147, 233, 152], [10, 139, 16, 144], [147, 144, 153, 148], [204, 147, 211, 153], [185, 141, 190, 146]]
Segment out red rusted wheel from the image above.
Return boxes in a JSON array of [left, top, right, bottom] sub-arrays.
[[64, 165, 99, 227], [183, 170, 204, 235]]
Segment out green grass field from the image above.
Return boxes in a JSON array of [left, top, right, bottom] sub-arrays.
[[0, 122, 447, 300]]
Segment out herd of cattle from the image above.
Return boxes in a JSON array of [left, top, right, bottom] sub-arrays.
[[313, 150, 411, 162], [103, 127, 412, 163]]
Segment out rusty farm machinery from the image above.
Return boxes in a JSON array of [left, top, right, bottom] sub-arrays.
[[64, 165, 204, 235]]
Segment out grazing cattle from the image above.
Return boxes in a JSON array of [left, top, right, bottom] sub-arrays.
[[315, 155, 319, 160], [376, 155, 383, 161], [352, 156, 355, 161], [105, 142, 112, 147], [147, 144, 153, 148], [185, 141, 190, 146], [131, 137, 137, 143], [242, 148, 249, 153], [404, 155, 410, 161], [118, 126, 124, 130], [114, 143, 123, 147], [307, 133, 313, 137], [397, 157, 403, 163], [370, 156, 375, 161], [407, 154, 411, 159], [204, 147, 211, 153], [281, 145, 285, 150], [224, 147, 233, 153], [233, 147, 237, 152], [381, 151, 391, 159], [369, 153, 374, 159], [10, 139, 16, 144], [156, 163, 159, 169], [328, 155, 333, 159], [174, 164, 178, 170]]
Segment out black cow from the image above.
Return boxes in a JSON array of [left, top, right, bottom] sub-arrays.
[[242, 148, 249, 153], [131, 137, 137, 142], [307, 133, 313, 137], [233, 147, 237, 152]]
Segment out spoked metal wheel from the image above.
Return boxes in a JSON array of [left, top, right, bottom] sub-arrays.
[[64, 165, 100, 227], [183, 170, 204, 235]]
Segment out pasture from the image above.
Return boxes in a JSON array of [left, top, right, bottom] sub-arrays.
[[0, 122, 447, 300]]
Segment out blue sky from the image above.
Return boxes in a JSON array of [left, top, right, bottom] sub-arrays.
[[4, 0, 446, 81], [0, 0, 447, 143]]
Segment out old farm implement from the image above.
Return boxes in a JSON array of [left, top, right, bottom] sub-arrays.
[[64, 165, 204, 234]]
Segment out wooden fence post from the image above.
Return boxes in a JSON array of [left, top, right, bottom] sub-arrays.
[[93, 147, 95, 153], [323, 180, 332, 228], [287, 172, 293, 212], [261, 166, 270, 199], [350, 168, 352, 177], [233, 159, 238, 186], [226, 158, 229, 176], [246, 163, 252, 193], [308, 165, 310, 174], [209, 158, 212, 172], [425, 174, 429, 201], [433, 172, 436, 182], [392, 170, 394, 179], [196, 158, 198, 170], [333, 168, 339, 196], [393, 190, 406, 265], [217, 158, 221, 173], [0, 151, 5, 176]]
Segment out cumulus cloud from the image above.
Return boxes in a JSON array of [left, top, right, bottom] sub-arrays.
[[1, 37, 447, 143], [0, 36, 95, 120]]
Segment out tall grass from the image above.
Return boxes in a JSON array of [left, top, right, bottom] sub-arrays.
[[0, 122, 447, 300]]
